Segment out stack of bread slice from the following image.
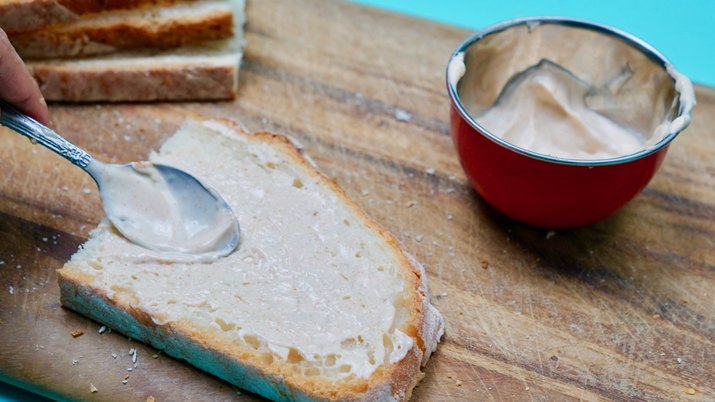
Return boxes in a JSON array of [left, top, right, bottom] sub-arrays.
[[1, 0, 245, 101]]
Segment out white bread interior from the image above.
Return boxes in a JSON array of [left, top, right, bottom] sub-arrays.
[[58, 118, 444, 401]]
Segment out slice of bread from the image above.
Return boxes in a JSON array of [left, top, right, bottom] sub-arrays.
[[57, 118, 445, 401], [25, 0, 245, 102], [10, 0, 234, 59], [0, 0, 179, 32], [28, 45, 242, 101]]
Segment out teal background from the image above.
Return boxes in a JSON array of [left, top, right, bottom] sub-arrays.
[[1, 1, 713, 401], [352, 0, 715, 87], [0, 383, 50, 402]]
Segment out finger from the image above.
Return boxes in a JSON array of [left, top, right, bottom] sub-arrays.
[[0, 29, 49, 124]]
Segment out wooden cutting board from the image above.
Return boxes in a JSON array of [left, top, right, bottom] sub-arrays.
[[1, 0, 714, 401]]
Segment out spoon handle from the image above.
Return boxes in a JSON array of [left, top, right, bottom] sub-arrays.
[[0, 100, 93, 168]]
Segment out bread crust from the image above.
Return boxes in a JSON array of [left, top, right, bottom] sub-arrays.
[[57, 118, 444, 401], [28, 56, 240, 101], [9, 3, 234, 59], [57, 0, 180, 15], [0, 0, 178, 32]]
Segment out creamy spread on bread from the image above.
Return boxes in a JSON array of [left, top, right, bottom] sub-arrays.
[[70, 120, 416, 380]]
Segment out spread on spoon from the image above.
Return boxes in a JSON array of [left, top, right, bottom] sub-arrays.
[[88, 161, 238, 258]]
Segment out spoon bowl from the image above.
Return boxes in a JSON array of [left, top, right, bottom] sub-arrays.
[[0, 100, 240, 257], [88, 161, 240, 256]]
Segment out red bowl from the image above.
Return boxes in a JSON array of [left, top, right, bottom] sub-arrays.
[[447, 17, 694, 228]]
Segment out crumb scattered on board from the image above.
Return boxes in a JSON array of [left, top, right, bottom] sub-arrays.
[[71, 330, 84, 338], [447, 375, 463, 387], [90, 384, 98, 393], [394, 108, 412, 122], [684, 387, 696, 395], [146, 397, 156, 402], [481, 259, 489, 269], [129, 347, 137, 364]]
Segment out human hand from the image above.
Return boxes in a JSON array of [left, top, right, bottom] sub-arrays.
[[0, 28, 49, 124]]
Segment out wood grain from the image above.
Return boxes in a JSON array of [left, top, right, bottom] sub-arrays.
[[1, 0, 714, 401]]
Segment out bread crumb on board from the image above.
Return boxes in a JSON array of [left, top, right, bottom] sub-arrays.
[[89, 383, 98, 393], [146, 397, 156, 402], [129, 347, 138, 364], [71, 330, 84, 338], [481, 259, 489, 269], [684, 387, 697, 395], [394, 108, 412, 122]]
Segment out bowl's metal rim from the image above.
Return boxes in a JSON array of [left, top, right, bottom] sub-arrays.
[[446, 16, 689, 167]]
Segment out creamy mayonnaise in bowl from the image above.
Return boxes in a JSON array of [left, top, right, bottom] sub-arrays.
[[447, 17, 695, 228]]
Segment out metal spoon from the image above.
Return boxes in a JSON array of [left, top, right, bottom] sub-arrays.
[[0, 100, 240, 257]]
